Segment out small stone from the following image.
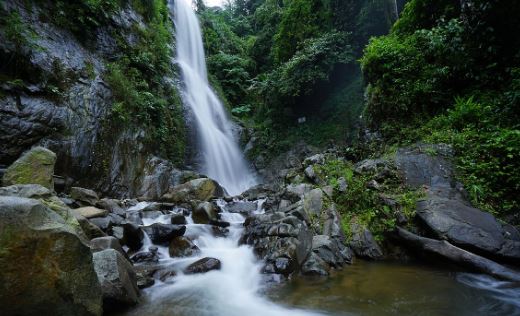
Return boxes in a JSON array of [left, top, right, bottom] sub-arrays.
[[72, 206, 108, 219]]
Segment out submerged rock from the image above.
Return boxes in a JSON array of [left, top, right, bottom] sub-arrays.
[[0, 196, 102, 315], [169, 236, 200, 258], [93, 249, 139, 311], [185, 257, 222, 274], [2, 147, 56, 189]]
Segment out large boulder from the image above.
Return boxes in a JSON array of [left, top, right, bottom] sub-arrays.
[[2, 147, 56, 189], [396, 227, 520, 282], [417, 196, 520, 263], [0, 196, 102, 315], [161, 178, 224, 203], [92, 249, 139, 311]]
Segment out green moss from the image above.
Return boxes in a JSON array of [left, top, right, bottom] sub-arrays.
[[315, 156, 423, 241], [3, 147, 56, 189]]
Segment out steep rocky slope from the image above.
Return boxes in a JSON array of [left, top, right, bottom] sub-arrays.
[[0, 0, 186, 197]]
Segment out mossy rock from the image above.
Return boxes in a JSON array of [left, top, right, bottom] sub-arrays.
[[0, 196, 102, 315], [161, 178, 224, 203], [3, 147, 57, 190]]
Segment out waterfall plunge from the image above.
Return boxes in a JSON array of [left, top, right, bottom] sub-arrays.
[[173, 0, 257, 195]]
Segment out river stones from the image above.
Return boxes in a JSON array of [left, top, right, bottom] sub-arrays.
[[93, 249, 139, 311], [2, 147, 57, 189], [169, 236, 200, 258], [0, 196, 103, 316], [142, 223, 186, 244], [184, 257, 221, 274]]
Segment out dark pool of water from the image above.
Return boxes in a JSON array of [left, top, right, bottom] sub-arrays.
[[266, 260, 520, 316]]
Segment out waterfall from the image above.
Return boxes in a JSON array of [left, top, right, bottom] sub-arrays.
[[173, 0, 257, 195]]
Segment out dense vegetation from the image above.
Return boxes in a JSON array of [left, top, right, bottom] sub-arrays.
[[201, 0, 519, 223], [0, 0, 186, 163], [197, 0, 398, 154], [361, 0, 520, 220]]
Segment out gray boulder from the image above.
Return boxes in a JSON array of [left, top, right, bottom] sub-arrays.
[[93, 249, 139, 311], [185, 257, 221, 274], [90, 236, 128, 260], [396, 228, 520, 282], [417, 197, 520, 263], [301, 252, 330, 276], [349, 224, 384, 260], [70, 187, 100, 207], [0, 196, 102, 315]]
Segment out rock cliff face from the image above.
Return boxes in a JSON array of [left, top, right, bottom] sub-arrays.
[[0, 0, 185, 197]]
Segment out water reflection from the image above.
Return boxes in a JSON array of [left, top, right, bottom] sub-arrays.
[[267, 260, 520, 316]]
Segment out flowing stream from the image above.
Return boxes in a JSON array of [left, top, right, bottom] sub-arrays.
[[121, 1, 520, 315], [173, 0, 256, 195], [124, 199, 321, 316]]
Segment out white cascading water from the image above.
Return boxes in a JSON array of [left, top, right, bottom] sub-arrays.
[[173, 0, 257, 196], [127, 199, 321, 316], [120, 2, 320, 316]]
